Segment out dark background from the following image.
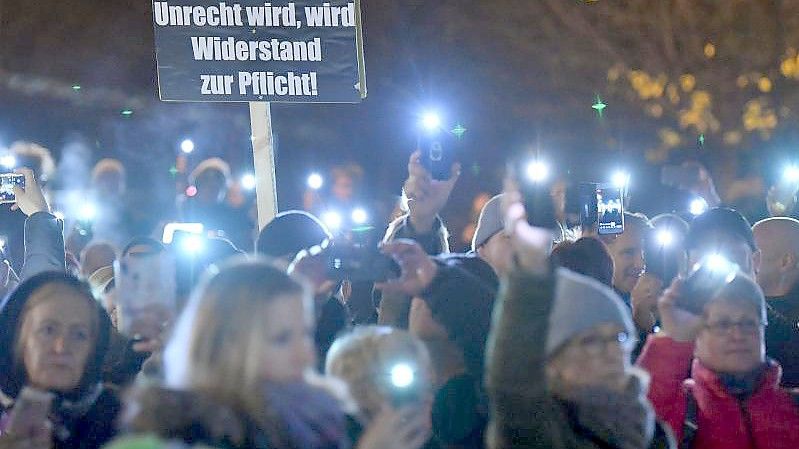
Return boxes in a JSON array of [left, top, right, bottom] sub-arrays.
[[2, 1, 799, 239]]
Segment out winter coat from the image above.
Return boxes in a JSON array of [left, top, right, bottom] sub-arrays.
[[765, 287, 799, 388], [19, 211, 66, 280], [637, 335, 799, 449], [487, 270, 675, 449], [0, 271, 120, 449], [118, 386, 272, 449]]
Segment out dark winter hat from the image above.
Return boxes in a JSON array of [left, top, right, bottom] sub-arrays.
[[422, 254, 498, 379], [686, 207, 756, 252], [257, 210, 332, 259]]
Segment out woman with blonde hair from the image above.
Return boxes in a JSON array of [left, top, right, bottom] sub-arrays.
[[115, 258, 425, 449], [115, 258, 342, 448]]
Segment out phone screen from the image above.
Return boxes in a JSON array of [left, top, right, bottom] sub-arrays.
[[114, 252, 177, 341], [0, 174, 25, 204], [597, 185, 624, 235]]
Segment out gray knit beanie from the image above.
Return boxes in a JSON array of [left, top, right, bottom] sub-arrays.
[[547, 268, 636, 357], [472, 194, 505, 252]]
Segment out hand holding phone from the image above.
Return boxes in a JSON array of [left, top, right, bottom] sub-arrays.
[[674, 255, 738, 316], [5, 387, 53, 440], [597, 184, 625, 235]]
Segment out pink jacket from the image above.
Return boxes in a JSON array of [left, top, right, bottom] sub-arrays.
[[637, 335, 799, 449]]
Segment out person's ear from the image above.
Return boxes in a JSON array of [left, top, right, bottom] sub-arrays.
[[752, 249, 762, 277], [781, 252, 798, 273]]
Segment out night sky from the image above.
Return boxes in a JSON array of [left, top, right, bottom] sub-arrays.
[[2, 1, 798, 228]]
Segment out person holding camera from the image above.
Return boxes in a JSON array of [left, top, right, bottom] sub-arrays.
[[637, 272, 799, 448]]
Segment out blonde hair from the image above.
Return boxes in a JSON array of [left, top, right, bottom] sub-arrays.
[[164, 257, 310, 438], [325, 326, 432, 422]]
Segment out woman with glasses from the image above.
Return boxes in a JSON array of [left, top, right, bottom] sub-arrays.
[[637, 273, 799, 449], [485, 194, 675, 449]]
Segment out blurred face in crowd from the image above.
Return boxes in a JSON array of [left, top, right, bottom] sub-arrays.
[[478, 231, 513, 277], [547, 323, 632, 393], [604, 227, 645, 294], [19, 285, 96, 392], [195, 169, 228, 203], [332, 174, 354, 202], [93, 169, 125, 198], [752, 220, 799, 297], [688, 234, 758, 277], [259, 295, 316, 383], [695, 299, 765, 375]]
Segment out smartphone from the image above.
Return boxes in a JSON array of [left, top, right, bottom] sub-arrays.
[[0, 173, 25, 204], [6, 387, 53, 437], [578, 182, 600, 228], [114, 252, 177, 341], [661, 165, 701, 189], [510, 160, 559, 230], [597, 184, 624, 235], [419, 133, 457, 181], [676, 256, 738, 315], [162, 222, 204, 244]]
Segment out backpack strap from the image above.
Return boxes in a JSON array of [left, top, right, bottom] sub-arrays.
[[681, 388, 699, 449]]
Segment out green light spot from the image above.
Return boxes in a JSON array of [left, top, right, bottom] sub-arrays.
[[121, 109, 134, 117], [698, 134, 705, 146], [72, 85, 81, 91], [452, 124, 467, 139], [169, 166, 178, 177], [592, 95, 607, 117]]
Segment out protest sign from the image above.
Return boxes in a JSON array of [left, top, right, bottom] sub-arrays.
[[152, 0, 366, 103]]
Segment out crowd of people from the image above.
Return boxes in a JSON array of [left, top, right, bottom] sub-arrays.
[[0, 140, 798, 449]]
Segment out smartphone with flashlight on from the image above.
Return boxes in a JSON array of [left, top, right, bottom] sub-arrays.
[[510, 159, 559, 231], [387, 363, 421, 407], [676, 255, 739, 315], [0, 173, 25, 204], [419, 134, 457, 181]]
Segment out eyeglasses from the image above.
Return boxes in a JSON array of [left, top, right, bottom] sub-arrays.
[[703, 319, 764, 336], [577, 331, 633, 355]]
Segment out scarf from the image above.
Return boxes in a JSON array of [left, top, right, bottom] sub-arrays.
[[263, 381, 349, 449], [718, 363, 768, 400], [560, 371, 655, 449]]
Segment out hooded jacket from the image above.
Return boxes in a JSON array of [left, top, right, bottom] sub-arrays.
[[637, 335, 799, 449], [0, 272, 120, 449]]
